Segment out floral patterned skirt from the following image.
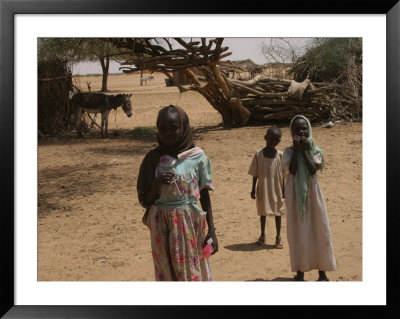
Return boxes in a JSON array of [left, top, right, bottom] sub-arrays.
[[148, 205, 212, 281]]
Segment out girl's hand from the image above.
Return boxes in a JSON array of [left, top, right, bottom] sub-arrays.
[[204, 231, 219, 255], [250, 190, 256, 199], [144, 171, 176, 207], [293, 135, 301, 151], [300, 137, 309, 151], [154, 171, 175, 186]]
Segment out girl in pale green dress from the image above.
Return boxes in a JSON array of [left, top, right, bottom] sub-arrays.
[[137, 105, 218, 281]]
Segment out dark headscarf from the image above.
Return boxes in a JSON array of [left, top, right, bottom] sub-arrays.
[[137, 105, 195, 208]]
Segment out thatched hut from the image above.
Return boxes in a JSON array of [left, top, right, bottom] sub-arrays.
[[38, 59, 73, 135], [259, 62, 293, 79], [219, 59, 261, 80]]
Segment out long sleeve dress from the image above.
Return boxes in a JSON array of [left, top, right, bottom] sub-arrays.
[[283, 147, 336, 272], [147, 147, 214, 281]]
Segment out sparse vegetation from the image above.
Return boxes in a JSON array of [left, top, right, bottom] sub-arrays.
[[129, 126, 157, 140], [288, 38, 362, 82]]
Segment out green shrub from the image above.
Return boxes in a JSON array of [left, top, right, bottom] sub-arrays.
[[288, 38, 362, 82]]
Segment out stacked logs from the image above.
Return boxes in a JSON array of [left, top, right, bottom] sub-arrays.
[[227, 71, 362, 123]]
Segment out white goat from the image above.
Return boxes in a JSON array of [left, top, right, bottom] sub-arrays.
[[140, 74, 154, 86]]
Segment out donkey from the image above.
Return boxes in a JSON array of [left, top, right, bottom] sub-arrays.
[[71, 92, 133, 138]]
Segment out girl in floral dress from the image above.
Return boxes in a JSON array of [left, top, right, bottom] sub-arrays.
[[137, 105, 218, 281]]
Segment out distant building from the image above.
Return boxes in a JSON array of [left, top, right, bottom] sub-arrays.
[[260, 62, 293, 79], [219, 59, 258, 80], [171, 67, 204, 85]]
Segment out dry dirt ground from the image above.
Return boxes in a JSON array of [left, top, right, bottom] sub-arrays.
[[38, 73, 362, 282]]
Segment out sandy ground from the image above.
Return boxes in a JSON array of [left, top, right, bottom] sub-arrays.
[[38, 73, 362, 282]]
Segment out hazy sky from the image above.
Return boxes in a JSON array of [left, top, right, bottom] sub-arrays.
[[72, 37, 313, 75]]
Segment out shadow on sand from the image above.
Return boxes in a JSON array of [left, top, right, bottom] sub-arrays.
[[38, 121, 288, 147], [38, 123, 227, 147], [246, 277, 294, 282], [224, 242, 276, 252], [192, 123, 227, 136]]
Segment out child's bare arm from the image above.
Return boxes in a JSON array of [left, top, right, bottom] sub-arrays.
[[251, 176, 257, 199], [300, 150, 317, 175], [200, 189, 218, 254], [299, 137, 317, 175], [289, 150, 299, 175], [289, 151, 298, 175], [289, 136, 301, 175], [143, 172, 175, 205]]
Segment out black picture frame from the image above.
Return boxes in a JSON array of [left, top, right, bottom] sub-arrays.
[[1, 0, 399, 318]]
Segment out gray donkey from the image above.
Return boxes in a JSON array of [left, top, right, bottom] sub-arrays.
[[71, 92, 133, 138]]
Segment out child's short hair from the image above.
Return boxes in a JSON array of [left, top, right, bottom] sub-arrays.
[[266, 126, 282, 136]]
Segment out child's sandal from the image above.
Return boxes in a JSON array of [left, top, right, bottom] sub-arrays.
[[256, 235, 265, 245], [274, 238, 283, 249]]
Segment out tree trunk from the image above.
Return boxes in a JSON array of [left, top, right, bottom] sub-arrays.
[[229, 97, 251, 125], [100, 56, 110, 92]]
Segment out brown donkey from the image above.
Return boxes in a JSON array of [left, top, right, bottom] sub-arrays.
[[71, 93, 133, 138]]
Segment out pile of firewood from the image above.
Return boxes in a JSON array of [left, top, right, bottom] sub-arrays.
[[226, 69, 362, 123]]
